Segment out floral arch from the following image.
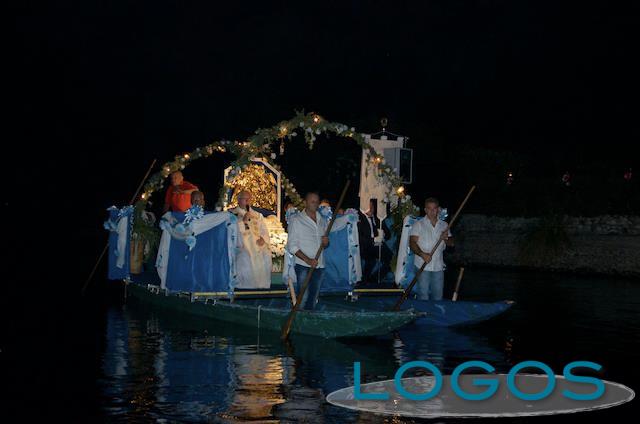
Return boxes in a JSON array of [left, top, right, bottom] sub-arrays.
[[136, 111, 410, 215]]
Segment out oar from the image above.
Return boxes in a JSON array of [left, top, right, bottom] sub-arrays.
[[280, 180, 351, 340], [391, 185, 476, 311], [81, 158, 157, 295], [451, 267, 465, 301], [286, 276, 297, 306]]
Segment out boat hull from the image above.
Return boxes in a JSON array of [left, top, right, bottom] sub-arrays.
[[126, 283, 420, 338], [322, 296, 515, 327]]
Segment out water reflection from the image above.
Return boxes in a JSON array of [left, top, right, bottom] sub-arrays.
[[99, 303, 513, 422], [98, 268, 640, 422]]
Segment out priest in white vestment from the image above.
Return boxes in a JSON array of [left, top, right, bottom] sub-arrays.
[[230, 190, 272, 289]]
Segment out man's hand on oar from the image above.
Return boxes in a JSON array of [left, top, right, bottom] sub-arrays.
[[392, 185, 476, 311], [420, 252, 432, 264]]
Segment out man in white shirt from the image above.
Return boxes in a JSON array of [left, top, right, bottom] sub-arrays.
[[409, 197, 454, 300], [286, 191, 329, 310]]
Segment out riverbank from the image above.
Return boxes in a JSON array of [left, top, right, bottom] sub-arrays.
[[447, 214, 640, 277]]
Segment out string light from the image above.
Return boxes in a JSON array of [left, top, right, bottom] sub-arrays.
[[397, 186, 405, 194], [312, 115, 320, 123]]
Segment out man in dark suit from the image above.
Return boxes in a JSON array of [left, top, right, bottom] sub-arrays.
[[358, 199, 381, 284]]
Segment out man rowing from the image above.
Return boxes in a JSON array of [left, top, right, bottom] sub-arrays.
[[409, 197, 454, 300], [286, 191, 329, 310]]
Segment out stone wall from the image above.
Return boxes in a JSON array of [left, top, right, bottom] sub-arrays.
[[446, 215, 640, 277]]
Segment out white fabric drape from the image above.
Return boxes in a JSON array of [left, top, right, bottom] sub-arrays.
[[115, 216, 129, 269], [394, 215, 422, 285]]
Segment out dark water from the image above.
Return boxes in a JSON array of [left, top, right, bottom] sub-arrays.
[[11, 268, 638, 422]]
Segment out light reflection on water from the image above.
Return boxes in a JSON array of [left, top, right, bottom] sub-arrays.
[[97, 269, 640, 422]]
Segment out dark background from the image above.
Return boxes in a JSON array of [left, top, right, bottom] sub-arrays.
[[10, 0, 639, 224], [6, 0, 639, 418]]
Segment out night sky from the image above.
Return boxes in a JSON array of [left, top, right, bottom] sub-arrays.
[[9, 0, 639, 273]]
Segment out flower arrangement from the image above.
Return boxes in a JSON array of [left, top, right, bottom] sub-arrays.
[[269, 231, 288, 258], [269, 231, 288, 272]]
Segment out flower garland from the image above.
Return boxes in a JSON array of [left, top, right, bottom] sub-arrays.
[[134, 111, 414, 226]]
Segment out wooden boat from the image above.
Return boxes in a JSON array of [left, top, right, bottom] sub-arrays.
[[321, 293, 515, 327], [125, 282, 422, 338]]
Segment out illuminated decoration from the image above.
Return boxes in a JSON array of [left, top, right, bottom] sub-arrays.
[[123, 111, 418, 275], [507, 171, 514, 185], [136, 111, 407, 210], [562, 171, 571, 187], [223, 162, 279, 213]]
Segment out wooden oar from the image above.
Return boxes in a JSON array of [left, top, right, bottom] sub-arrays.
[[81, 158, 157, 295], [280, 180, 351, 340], [451, 267, 465, 301], [286, 276, 297, 306], [391, 185, 476, 311]]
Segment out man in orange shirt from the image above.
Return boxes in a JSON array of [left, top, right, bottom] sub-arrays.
[[163, 171, 199, 213]]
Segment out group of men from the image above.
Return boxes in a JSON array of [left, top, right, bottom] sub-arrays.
[[162, 171, 272, 290], [162, 171, 454, 311]]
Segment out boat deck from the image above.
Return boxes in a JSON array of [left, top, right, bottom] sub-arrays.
[[128, 270, 403, 298]]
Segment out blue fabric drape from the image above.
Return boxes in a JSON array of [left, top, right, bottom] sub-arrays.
[[107, 209, 131, 280], [166, 222, 231, 293], [321, 226, 351, 292]]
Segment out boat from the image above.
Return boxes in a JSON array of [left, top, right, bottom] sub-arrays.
[[321, 292, 515, 327], [125, 281, 422, 339]]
